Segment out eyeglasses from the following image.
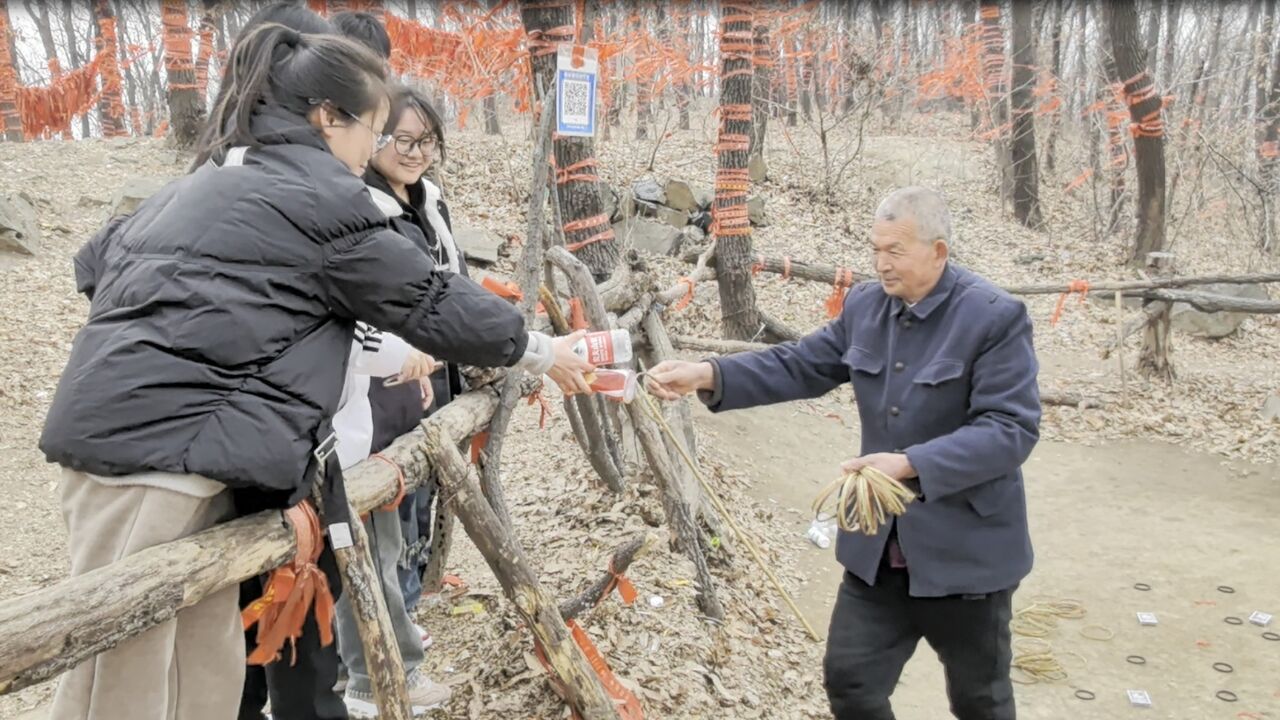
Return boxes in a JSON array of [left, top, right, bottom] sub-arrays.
[[341, 109, 392, 152], [393, 134, 438, 157]]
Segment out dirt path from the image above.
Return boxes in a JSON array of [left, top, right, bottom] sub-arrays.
[[692, 390, 1280, 720]]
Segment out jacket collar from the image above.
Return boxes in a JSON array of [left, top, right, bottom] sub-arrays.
[[364, 186, 404, 219], [247, 104, 331, 153], [364, 166, 436, 214], [890, 263, 957, 320]]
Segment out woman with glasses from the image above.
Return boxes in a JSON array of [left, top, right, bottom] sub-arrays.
[[331, 84, 467, 718]]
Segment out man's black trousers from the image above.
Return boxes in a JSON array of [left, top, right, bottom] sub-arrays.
[[823, 567, 1016, 720]]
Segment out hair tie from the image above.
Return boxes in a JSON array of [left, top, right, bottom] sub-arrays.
[[279, 27, 303, 49]]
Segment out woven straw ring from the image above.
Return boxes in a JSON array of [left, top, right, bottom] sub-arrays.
[[1212, 662, 1233, 674], [1215, 690, 1238, 703], [1132, 582, 1152, 591], [1125, 655, 1147, 665], [1074, 689, 1096, 701], [1224, 616, 1244, 626], [1263, 631, 1280, 641], [1217, 585, 1236, 594]]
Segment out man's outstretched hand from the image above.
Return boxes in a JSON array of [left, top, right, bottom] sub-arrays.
[[645, 360, 715, 400]]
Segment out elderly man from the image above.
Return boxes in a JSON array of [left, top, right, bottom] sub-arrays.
[[647, 186, 1040, 720]]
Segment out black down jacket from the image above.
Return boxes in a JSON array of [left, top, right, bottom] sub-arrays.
[[39, 106, 529, 507]]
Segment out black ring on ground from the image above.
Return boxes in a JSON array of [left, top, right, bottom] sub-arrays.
[[1215, 690, 1238, 703], [1125, 655, 1147, 665], [1263, 631, 1280, 641], [1074, 690, 1096, 701], [1133, 583, 1152, 591], [1225, 616, 1244, 625], [1217, 585, 1236, 594], [1212, 662, 1233, 673]]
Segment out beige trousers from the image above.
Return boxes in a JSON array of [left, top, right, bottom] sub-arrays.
[[50, 470, 244, 720]]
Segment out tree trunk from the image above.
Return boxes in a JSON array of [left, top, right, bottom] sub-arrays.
[[60, 0, 91, 138], [714, 0, 761, 341], [1073, 0, 1088, 118], [1043, 0, 1063, 173], [113, 0, 144, 136], [93, 0, 127, 137], [483, 93, 500, 135], [1009, 0, 1043, 229], [1106, 3, 1168, 267], [1144, 0, 1161, 72], [1107, 2, 1172, 380], [1254, 0, 1276, 133], [748, 22, 770, 180], [519, 0, 620, 281], [980, 0, 1012, 209], [1261, 2, 1280, 253], [1159, 0, 1180, 97], [162, 0, 204, 147], [0, 2, 23, 141]]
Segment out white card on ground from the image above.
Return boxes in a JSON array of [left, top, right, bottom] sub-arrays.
[[1126, 689, 1152, 707], [1249, 610, 1273, 626], [1136, 612, 1159, 626]]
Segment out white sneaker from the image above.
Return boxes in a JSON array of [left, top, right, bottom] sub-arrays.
[[343, 671, 452, 718], [406, 670, 452, 713]]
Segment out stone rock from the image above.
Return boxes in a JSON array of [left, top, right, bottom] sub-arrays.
[[614, 217, 681, 256], [0, 193, 41, 255], [679, 225, 707, 254], [665, 180, 714, 212], [654, 204, 688, 229], [747, 195, 768, 226], [748, 153, 768, 183], [632, 176, 665, 205], [78, 194, 111, 208], [1169, 283, 1270, 339], [111, 176, 172, 217], [1262, 394, 1280, 423], [452, 226, 504, 265]]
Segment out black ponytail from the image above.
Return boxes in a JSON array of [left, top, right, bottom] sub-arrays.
[[191, 22, 387, 168]]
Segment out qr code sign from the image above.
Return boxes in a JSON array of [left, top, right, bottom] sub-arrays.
[[560, 78, 591, 125]]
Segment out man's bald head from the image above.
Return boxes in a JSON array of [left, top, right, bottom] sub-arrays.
[[869, 187, 953, 303], [874, 186, 953, 249]]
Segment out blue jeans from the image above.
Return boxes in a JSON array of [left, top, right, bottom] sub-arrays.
[[397, 478, 438, 611]]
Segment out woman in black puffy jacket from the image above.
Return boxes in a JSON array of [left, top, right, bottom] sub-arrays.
[[38, 23, 591, 720]]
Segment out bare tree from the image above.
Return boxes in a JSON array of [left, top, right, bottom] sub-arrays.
[[748, 21, 769, 181], [518, 0, 620, 280], [1009, 0, 1044, 229], [1106, 0, 1173, 380], [0, 2, 21, 141], [93, 0, 128, 137], [714, 0, 762, 341]]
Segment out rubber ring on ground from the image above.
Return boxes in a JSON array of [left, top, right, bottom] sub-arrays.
[[1215, 690, 1238, 703], [1212, 662, 1233, 673], [1074, 689, 1096, 701], [1079, 624, 1115, 641], [1125, 655, 1147, 665], [1225, 616, 1244, 625], [1217, 585, 1236, 594], [1133, 582, 1152, 591], [1263, 632, 1280, 641]]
